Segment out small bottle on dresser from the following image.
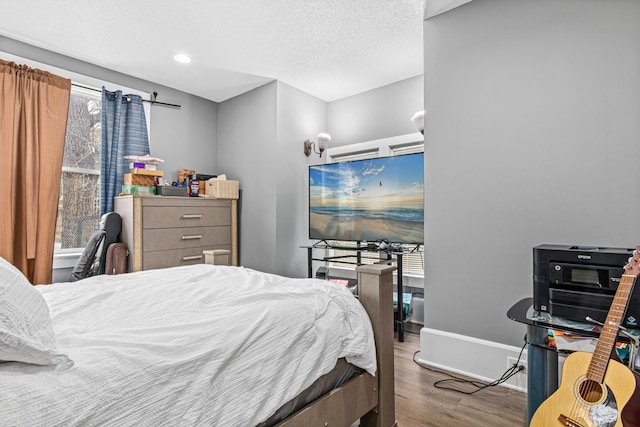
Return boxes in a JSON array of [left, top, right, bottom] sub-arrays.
[[190, 174, 199, 197]]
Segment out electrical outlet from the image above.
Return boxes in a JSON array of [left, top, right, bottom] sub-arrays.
[[507, 356, 527, 373]]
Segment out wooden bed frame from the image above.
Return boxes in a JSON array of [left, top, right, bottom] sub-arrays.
[[205, 251, 397, 426], [276, 263, 397, 427]]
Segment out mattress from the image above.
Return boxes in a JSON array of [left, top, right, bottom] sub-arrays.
[[0, 264, 376, 426], [260, 358, 363, 426]]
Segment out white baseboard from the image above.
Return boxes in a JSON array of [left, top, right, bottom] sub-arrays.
[[419, 327, 528, 393]]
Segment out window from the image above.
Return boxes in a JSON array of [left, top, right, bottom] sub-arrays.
[[390, 142, 424, 156], [54, 86, 101, 251], [329, 148, 379, 163], [329, 245, 424, 276], [324, 133, 425, 276], [0, 51, 152, 257]]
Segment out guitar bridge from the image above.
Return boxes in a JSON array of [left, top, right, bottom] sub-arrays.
[[558, 414, 586, 427]]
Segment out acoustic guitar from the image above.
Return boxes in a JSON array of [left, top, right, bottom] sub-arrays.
[[530, 246, 640, 427]]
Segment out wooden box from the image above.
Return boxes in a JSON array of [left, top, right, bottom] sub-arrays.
[[130, 168, 164, 177], [124, 169, 164, 187], [178, 169, 195, 185], [124, 173, 154, 187]]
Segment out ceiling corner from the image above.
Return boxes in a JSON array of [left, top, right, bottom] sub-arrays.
[[425, 0, 474, 19]]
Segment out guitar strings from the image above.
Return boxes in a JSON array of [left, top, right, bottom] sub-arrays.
[[569, 379, 588, 426], [566, 283, 629, 425], [570, 372, 585, 424]]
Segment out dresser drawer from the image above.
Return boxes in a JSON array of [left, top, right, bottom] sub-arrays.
[[143, 245, 229, 270], [142, 226, 231, 252], [143, 206, 231, 229], [115, 195, 238, 271]]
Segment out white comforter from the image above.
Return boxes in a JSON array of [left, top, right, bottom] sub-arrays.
[[0, 264, 376, 426]]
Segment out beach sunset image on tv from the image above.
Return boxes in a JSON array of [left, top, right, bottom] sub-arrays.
[[309, 152, 424, 244]]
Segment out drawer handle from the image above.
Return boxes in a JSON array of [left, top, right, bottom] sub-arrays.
[[182, 235, 203, 240], [182, 255, 203, 261], [182, 214, 203, 219]]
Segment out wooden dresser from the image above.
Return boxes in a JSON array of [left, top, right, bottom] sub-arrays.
[[114, 195, 237, 272]]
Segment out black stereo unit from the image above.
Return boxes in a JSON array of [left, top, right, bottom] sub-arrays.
[[533, 244, 640, 327]]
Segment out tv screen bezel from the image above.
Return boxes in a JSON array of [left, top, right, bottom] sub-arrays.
[[308, 151, 424, 245]]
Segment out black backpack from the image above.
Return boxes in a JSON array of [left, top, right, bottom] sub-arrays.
[[69, 212, 122, 281]]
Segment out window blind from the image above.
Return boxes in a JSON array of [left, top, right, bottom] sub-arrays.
[[329, 148, 379, 163], [390, 142, 424, 156], [329, 246, 424, 275]]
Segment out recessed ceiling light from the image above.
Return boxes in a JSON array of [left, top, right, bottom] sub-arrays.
[[173, 54, 192, 64]]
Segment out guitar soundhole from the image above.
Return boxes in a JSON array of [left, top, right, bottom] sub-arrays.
[[578, 379, 604, 404]]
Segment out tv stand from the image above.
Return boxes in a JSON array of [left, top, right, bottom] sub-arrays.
[[303, 242, 408, 342], [312, 239, 332, 248]]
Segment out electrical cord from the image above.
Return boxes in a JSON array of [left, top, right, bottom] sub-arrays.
[[412, 334, 528, 395]]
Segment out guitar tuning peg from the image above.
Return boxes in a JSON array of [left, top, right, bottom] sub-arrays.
[[585, 316, 604, 327]]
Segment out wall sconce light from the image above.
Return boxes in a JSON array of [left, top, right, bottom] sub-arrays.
[[304, 133, 332, 158], [411, 110, 425, 134]]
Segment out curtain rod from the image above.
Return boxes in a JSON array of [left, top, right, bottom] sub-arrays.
[[72, 83, 181, 109]]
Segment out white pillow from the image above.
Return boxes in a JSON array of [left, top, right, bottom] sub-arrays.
[[0, 257, 72, 366]]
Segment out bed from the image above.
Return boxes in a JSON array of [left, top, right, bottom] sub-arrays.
[[0, 257, 396, 426]]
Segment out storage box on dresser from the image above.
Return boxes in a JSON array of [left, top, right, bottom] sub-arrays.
[[114, 196, 238, 272]]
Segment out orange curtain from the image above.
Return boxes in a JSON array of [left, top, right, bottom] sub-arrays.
[[0, 59, 71, 284]]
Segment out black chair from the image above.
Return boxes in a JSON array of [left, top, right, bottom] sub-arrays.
[[69, 212, 122, 281]]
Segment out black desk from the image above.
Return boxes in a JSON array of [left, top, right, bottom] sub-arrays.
[[507, 298, 606, 423], [303, 244, 406, 342]]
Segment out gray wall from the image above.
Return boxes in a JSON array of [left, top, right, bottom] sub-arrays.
[[424, 0, 640, 346], [217, 78, 423, 276], [217, 82, 278, 272], [276, 82, 328, 278], [0, 36, 218, 184], [2, 35, 424, 280], [1, 36, 218, 282], [328, 75, 424, 146], [217, 81, 328, 276]]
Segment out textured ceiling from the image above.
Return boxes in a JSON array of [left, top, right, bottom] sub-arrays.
[[0, 0, 425, 102]]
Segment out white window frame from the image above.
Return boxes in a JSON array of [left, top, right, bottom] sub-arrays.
[[322, 133, 425, 282], [327, 133, 424, 162]]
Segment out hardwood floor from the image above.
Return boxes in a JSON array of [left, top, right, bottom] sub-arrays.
[[393, 324, 528, 426]]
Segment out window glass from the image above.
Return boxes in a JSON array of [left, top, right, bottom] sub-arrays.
[[54, 88, 101, 251]]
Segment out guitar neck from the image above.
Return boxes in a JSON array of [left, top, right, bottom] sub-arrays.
[[586, 274, 635, 382]]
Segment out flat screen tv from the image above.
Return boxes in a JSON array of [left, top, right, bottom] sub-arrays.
[[309, 152, 424, 244]]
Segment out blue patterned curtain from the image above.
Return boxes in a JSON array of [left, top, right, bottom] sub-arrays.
[[100, 88, 150, 215]]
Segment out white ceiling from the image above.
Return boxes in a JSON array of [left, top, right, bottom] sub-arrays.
[[0, 0, 426, 103]]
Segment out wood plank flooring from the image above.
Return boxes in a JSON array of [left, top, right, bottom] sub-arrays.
[[394, 324, 528, 426]]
